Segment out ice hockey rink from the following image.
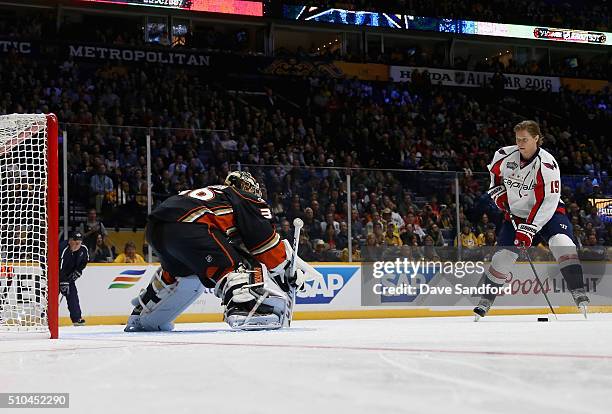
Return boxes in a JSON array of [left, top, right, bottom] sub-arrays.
[[2, 314, 612, 414]]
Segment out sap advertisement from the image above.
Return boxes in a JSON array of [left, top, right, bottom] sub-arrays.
[[57, 264, 362, 321], [82, 0, 264, 16]]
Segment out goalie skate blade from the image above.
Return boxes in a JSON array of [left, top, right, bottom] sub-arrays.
[[226, 315, 282, 331], [231, 323, 282, 331]]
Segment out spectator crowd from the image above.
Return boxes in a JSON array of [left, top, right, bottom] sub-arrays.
[[0, 6, 610, 263]]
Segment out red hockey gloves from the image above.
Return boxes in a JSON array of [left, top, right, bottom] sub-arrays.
[[514, 223, 538, 250], [487, 185, 509, 212]]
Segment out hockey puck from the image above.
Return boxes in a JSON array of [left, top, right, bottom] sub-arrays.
[[537, 317, 549, 322]]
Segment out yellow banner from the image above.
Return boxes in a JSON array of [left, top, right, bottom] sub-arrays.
[[334, 61, 390, 81], [561, 78, 610, 92]]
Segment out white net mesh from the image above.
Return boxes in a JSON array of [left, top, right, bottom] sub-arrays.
[[0, 114, 49, 334]]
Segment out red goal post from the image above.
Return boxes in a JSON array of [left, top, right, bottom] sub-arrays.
[[0, 113, 58, 339]]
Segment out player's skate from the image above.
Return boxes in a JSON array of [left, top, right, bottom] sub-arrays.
[[473, 296, 495, 321], [473, 278, 505, 321], [216, 265, 288, 331], [570, 288, 589, 319]]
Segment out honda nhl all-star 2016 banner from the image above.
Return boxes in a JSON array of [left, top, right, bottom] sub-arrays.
[[390, 65, 561, 92], [53, 261, 612, 324]]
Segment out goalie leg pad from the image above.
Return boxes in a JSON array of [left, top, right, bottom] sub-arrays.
[[125, 269, 204, 332]]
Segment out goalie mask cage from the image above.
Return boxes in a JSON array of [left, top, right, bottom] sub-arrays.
[[0, 114, 58, 339]]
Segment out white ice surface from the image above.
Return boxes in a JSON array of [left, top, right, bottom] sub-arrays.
[[2, 314, 612, 414]]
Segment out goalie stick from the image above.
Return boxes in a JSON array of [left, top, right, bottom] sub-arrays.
[[283, 218, 303, 327]]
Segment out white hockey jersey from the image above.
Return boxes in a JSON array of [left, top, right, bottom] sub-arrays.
[[488, 145, 564, 231]]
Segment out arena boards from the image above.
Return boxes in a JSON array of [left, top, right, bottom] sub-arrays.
[[52, 262, 612, 326]]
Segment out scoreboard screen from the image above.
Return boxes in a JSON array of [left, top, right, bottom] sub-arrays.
[[82, 0, 264, 16]]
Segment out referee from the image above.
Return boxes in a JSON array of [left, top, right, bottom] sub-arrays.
[[59, 231, 89, 326]]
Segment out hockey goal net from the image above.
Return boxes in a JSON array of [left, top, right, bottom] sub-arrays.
[[0, 114, 58, 339]]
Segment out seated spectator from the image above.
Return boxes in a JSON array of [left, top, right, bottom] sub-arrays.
[[91, 233, 115, 263], [421, 235, 441, 261], [372, 221, 385, 246], [476, 214, 491, 236], [279, 219, 293, 245], [382, 208, 404, 229], [404, 211, 426, 239], [429, 223, 446, 247], [321, 212, 340, 235], [114, 241, 145, 263], [297, 233, 315, 261], [340, 238, 361, 262], [79, 208, 108, 251], [271, 194, 285, 220], [580, 233, 608, 261], [455, 225, 480, 249], [303, 207, 323, 240], [168, 154, 188, 177], [439, 207, 454, 229], [365, 211, 383, 236], [323, 225, 337, 250], [350, 209, 365, 239], [335, 222, 349, 250], [362, 233, 381, 261], [400, 223, 421, 246], [312, 239, 330, 261], [89, 164, 114, 212], [384, 222, 402, 247]]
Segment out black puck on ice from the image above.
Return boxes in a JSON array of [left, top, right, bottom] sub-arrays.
[[537, 317, 549, 322]]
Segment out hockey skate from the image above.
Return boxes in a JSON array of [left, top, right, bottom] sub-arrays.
[[473, 279, 504, 321], [570, 288, 590, 319], [217, 265, 289, 331], [473, 296, 495, 321], [224, 300, 282, 331]]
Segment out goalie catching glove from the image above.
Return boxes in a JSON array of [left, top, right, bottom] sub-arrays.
[[268, 239, 320, 292]]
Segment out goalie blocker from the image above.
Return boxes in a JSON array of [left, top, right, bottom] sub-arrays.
[[125, 172, 320, 332]]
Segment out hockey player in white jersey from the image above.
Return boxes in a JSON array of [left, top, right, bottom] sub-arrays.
[[474, 120, 590, 320]]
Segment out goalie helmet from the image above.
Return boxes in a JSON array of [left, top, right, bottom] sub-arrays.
[[224, 171, 262, 198]]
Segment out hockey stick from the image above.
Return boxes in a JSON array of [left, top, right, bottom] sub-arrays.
[[284, 218, 303, 327], [510, 215, 558, 320]]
